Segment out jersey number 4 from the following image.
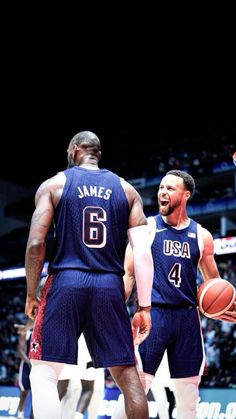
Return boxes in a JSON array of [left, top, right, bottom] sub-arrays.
[[168, 263, 182, 287]]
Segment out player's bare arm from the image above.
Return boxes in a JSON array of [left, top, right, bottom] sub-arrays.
[[123, 214, 155, 344], [123, 243, 135, 302], [123, 217, 154, 303], [123, 244, 153, 344], [121, 179, 148, 228], [198, 227, 221, 281], [25, 173, 65, 320], [123, 185, 154, 344]]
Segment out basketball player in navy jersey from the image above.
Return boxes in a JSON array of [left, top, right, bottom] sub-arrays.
[[15, 319, 34, 419], [111, 170, 236, 419], [24, 131, 154, 419]]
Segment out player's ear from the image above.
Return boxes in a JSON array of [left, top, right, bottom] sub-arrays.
[[73, 143, 79, 152], [184, 191, 191, 200]]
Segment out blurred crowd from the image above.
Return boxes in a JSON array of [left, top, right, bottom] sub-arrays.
[[123, 137, 235, 217], [0, 282, 27, 385], [113, 131, 235, 182]]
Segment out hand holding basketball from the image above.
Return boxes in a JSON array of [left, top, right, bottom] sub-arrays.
[[219, 301, 236, 322], [197, 278, 236, 319]]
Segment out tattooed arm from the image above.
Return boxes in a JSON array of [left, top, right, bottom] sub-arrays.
[[25, 173, 65, 320]]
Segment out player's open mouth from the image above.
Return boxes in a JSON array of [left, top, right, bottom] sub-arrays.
[[159, 200, 169, 206]]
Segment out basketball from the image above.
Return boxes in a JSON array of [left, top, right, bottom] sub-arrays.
[[233, 150, 236, 166], [197, 278, 236, 318]]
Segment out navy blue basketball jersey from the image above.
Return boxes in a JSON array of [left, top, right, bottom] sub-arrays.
[[149, 214, 202, 306], [49, 166, 129, 274]]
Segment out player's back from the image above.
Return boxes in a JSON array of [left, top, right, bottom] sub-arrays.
[[49, 166, 130, 274]]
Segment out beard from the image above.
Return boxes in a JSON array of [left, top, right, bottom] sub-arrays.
[[158, 203, 176, 216]]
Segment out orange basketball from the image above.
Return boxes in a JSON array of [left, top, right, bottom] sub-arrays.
[[197, 278, 236, 318]]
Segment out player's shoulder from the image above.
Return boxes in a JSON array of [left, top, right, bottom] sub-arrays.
[[42, 171, 65, 187], [120, 178, 143, 201], [120, 177, 135, 190], [36, 172, 66, 197], [199, 225, 214, 242]]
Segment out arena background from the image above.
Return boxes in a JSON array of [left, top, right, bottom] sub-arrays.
[[0, 121, 235, 418]]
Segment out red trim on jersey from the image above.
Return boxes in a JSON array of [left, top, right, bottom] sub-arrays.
[[29, 275, 53, 359]]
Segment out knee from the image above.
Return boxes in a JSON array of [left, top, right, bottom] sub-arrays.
[[81, 379, 94, 393], [183, 384, 198, 412], [175, 383, 198, 416], [174, 378, 200, 418]]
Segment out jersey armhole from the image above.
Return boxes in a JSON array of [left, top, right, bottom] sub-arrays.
[[197, 223, 204, 260]]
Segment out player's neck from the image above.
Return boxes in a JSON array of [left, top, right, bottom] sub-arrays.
[[77, 155, 99, 170], [79, 163, 99, 170], [162, 213, 190, 230]]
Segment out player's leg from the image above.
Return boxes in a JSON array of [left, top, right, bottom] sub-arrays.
[[87, 368, 105, 419], [17, 389, 28, 418], [109, 365, 149, 419], [74, 334, 97, 418], [57, 379, 70, 400], [111, 370, 154, 419], [60, 377, 82, 419], [173, 376, 201, 419], [110, 308, 163, 419], [74, 379, 95, 418], [30, 360, 64, 419], [169, 308, 204, 419], [150, 350, 176, 419], [87, 274, 151, 418], [165, 386, 176, 418], [18, 360, 32, 418], [150, 383, 169, 419], [58, 364, 82, 419]]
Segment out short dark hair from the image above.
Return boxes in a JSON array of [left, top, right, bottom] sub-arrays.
[[166, 170, 195, 196], [71, 131, 101, 153]]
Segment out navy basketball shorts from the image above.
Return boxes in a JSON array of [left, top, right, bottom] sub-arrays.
[[29, 270, 136, 368], [18, 360, 31, 391], [138, 306, 205, 378]]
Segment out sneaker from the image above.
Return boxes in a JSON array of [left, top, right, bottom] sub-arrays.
[[17, 412, 24, 419], [74, 413, 84, 419]]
